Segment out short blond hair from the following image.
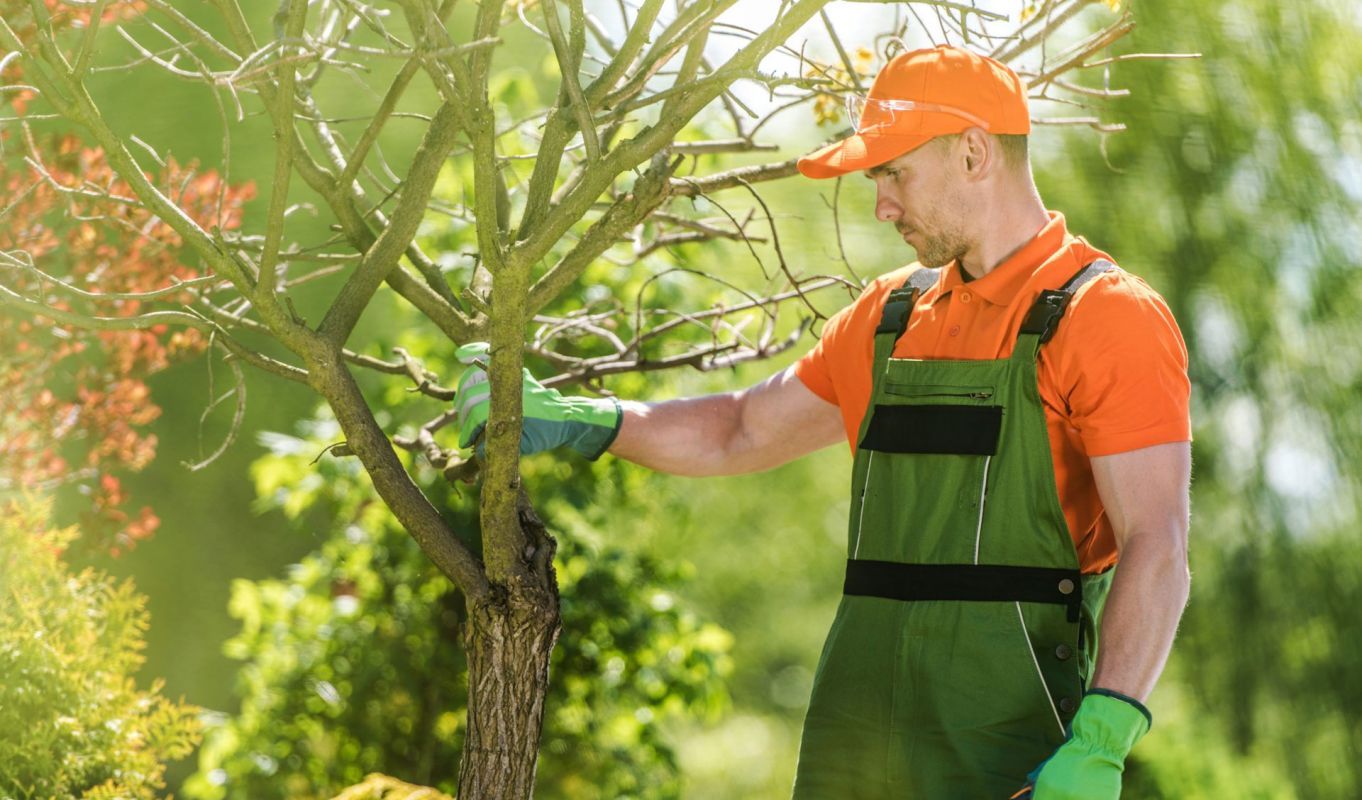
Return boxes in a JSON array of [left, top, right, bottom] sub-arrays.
[[934, 132, 1029, 170]]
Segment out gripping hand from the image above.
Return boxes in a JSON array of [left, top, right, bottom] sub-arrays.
[[453, 342, 622, 460]]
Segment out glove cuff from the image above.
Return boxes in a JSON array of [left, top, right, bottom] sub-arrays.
[[574, 397, 623, 461], [1070, 689, 1152, 758], [1085, 688, 1152, 729]]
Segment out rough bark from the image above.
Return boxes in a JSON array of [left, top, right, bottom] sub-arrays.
[[457, 493, 561, 798]]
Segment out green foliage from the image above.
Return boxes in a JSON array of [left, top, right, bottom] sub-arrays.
[[1120, 677, 1296, 798], [538, 508, 733, 798], [0, 494, 201, 799], [185, 407, 732, 800], [1034, 0, 1362, 795]]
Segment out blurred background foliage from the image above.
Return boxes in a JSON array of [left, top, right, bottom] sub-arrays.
[[11, 0, 1360, 797], [0, 495, 200, 799]]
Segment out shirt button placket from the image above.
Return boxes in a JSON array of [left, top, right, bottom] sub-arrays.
[[947, 290, 972, 340]]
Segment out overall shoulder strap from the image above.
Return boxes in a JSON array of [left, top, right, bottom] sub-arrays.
[[875, 266, 942, 336], [1016, 258, 1116, 352], [877, 265, 942, 335], [870, 266, 941, 390]]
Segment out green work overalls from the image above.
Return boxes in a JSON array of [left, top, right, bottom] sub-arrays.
[[792, 260, 1116, 799]]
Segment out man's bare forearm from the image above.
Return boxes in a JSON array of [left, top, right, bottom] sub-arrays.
[[604, 367, 844, 477], [1089, 528, 1191, 702], [607, 393, 746, 477]]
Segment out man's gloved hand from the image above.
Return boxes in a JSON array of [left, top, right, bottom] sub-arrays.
[[453, 342, 623, 460], [1009, 689, 1152, 800]]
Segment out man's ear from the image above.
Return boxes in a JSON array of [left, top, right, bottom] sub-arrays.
[[960, 127, 993, 179]]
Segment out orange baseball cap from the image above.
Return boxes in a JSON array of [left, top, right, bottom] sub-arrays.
[[797, 45, 1031, 179]]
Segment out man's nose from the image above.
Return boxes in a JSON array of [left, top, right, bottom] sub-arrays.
[[874, 187, 902, 222]]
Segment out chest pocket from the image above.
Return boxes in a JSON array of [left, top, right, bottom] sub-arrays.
[[861, 383, 1001, 456], [859, 403, 1002, 456]]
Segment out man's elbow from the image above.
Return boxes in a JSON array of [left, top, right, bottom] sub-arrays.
[[690, 391, 754, 478], [1121, 524, 1192, 591]]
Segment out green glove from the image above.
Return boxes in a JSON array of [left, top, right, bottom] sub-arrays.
[[1017, 689, 1152, 800], [453, 342, 623, 460]]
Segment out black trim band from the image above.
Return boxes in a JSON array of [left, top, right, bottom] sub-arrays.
[[858, 404, 1002, 455], [844, 560, 1084, 622], [583, 397, 624, 461]]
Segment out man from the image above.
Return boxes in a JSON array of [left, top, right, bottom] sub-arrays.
[[455, 45, 1191, 799]]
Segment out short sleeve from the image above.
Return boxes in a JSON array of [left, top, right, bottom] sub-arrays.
[[1047, 272, 1191, 457], [792, 324, 840, 406], [792, 272, 904, 409]]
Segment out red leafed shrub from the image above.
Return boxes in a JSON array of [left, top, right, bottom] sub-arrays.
[[2, 114, 255, 553]]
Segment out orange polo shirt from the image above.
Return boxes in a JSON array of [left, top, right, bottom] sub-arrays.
[[793, 211, 1190, 573]]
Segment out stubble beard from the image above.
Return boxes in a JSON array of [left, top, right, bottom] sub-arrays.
[[909, 192, 971, 269], [915, 229, 969, 269]]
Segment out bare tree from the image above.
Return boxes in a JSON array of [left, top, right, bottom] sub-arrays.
[[0, 0, 1187, 794]]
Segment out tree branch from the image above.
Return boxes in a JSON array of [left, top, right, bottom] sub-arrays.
[[669, 157, 801, 197], [0, 279, 312, 384], [337, 55, 421, 192], [526, 153, 676, 315], [307, 343, 491, 601], [512, 0, 830, 273], [541, 0, 599, 162], [317, 100, 463, 345], [256, 0, 311, 317]]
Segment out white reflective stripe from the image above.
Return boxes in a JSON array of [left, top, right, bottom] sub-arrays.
[[460, 370, 489, 391], [908, 266, 941, 292], [972, 455, 991, 565], [456, 385, 491, 420], [852, 451, 874, 559], [1016, 601, 1066, 737], [1067, 259, 1116, 296], [455, 371, 489, 420]]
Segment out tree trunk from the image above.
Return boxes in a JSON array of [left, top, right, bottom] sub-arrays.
[[457, 498, 561, 799]]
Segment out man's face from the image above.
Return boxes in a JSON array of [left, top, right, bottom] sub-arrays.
[[864, 139, 972, 269]]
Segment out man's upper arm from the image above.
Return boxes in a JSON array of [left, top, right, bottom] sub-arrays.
[[726, 366, 844, 473], [1059, 270, 1192, 552], [1090, 442, 1191, 553], [1053, 271, 1190, 458]]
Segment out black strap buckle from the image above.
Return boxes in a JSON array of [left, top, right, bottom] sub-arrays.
[[875, 288, 919, 335], [1019, 289, 1072, 343]]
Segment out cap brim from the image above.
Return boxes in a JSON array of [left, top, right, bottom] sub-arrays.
[[797, 132, 935, 179]]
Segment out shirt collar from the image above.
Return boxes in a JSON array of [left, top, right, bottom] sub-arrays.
[[929, 210, 1071, 305]]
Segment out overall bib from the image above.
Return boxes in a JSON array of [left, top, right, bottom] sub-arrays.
[[792, 261, 1116, 799]]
